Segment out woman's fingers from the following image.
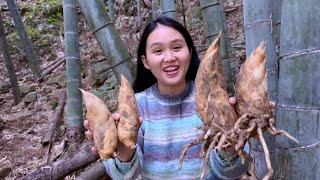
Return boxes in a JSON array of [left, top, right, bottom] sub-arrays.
[[85, 130, 93, 140], [270, 101, 276, 109], [111, 113, 120, 121], [91, 146, 98, 155], [229, 97, 236, 106], [84, 119, 90, 130]]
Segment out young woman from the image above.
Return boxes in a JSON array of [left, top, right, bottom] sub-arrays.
[[85, 16, 249, 179]]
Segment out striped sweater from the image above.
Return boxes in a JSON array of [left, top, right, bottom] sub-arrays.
[[104, 81, 249, 179]]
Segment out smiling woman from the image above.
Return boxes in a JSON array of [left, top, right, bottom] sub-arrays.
[[141, 24, 191, 95], [86, 16, 249, 179]]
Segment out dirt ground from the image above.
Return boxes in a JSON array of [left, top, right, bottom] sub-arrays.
[[0, 0, 245, 179]]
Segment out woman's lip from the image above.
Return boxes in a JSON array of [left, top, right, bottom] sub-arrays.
[[163, 65, 179, 72], [163, 65, 179, 77]]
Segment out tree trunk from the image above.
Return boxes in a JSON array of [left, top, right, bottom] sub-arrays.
[[64, 0, 84, 143], [199, 0, 235, 94], [77, 0, 134, 84], [243, 0, 277, 178], [275, 0, 320, 179], [159, 0, 176, 19], [6, 0, 41, 78], [0, 9, 21, 105]]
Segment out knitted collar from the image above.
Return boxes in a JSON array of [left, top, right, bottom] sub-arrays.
[[150, 81, 194, 103]]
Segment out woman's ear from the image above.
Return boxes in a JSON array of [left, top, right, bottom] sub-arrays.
[[141, 55, 150, 69]]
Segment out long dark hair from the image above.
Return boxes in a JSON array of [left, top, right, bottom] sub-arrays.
[[133, 16, 200, 93]]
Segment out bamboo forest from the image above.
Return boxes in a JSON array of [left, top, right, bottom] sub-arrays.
[[0, 0, 319, 179]]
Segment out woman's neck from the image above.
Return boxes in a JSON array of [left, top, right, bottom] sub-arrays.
[[157, 81, 187, 95]]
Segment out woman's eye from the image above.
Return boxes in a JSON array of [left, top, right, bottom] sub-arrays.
[[173, 46, 182, 51], [153, 49, 162, 54]]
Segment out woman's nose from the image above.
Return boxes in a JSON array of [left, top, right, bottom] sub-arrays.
[[163, 50, 175, 62]]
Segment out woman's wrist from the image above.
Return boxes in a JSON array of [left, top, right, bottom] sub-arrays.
[[117, 145, 136, 162]]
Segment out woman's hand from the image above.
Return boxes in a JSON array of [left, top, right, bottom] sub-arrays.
[[228, 97, 276, 111], [224, 97, 276, 154], [84, 113, 141, 162]]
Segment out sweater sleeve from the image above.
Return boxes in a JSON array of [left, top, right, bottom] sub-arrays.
[[103, 123, 145, 180], [103, 145, 143, 180], [209, 144, 250, 179]]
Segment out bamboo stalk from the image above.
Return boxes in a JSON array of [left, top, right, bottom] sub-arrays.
[[64, 0, 84, 143], [77, 0, 134, 84], [0, 9, 21, 104], [6, 0, 41, 78], [159, 0, 177, 19], [275, 0, 320, 179], [199, 0, 235, 94]]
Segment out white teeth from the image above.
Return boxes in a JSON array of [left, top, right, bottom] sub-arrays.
[[164, 66, 178, 72]]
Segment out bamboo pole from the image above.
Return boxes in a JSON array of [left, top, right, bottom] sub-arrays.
[[107, 0, 115, 21], [64, 0, 84, 142], [243, 0, 277, 178], [6, 0, 41, 78], [0, 9, 21, 105], [77, 0, 134, 84], [274, 0, 320, 179], [199, 0, 235, 94], [159, 0, 177, 19], [152, 0, 158, 19]]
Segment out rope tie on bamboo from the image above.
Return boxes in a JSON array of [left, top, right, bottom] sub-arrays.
[[279, 47, 320, 60], [92, 22, 113, 35], [200, 2, 220, 10], [275, 141, 320, 152], [278, 104, 320, 112]]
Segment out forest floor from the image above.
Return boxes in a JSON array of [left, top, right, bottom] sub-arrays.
[[0, 0, 245, 179]]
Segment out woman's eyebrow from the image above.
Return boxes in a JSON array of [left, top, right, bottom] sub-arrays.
[[149, 39, 185, 48]]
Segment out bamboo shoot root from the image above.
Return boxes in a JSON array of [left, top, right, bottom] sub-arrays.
[[179, 41, 298, 180]]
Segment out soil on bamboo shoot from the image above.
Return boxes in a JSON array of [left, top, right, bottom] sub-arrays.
[[117, 75, 140, 149]]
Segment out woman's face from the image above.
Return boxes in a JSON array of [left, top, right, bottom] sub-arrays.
[[142, 24, 191, 94]]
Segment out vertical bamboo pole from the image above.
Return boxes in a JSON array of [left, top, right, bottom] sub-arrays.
[[0, 9, 21, 104], [107, 0, 115, 21], [64, 0, 83, 142], [6, 0, 41, 78], [275, 0, 320, 179], [271, 0, 282, 54], [77, 0, 134, 84], [243, 0, 277, 178], [159, 0, 177, 19], [152, 0, 158, 19], [199, 0, 235, 94]]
